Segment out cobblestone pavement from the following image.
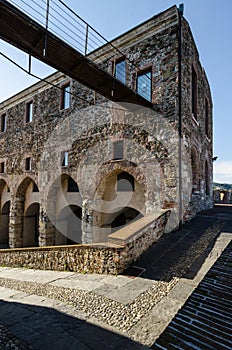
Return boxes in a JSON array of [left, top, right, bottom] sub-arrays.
[[0, 205, 231, 349]]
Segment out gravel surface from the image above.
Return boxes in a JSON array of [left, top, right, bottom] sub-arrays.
[[0, 325, 28, 350], [0, 221, 223, 338]]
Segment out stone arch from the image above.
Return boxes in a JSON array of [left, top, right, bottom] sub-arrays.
[[23, 202, 40, 247], [90, 169, 146, 243], [191, 146, 200, 193], [0, 200, 10, 248], [16, 176, 39, 198], [9, 177, 40, 248], [46, 175, 83, 245], [0, 179, 10, 210]]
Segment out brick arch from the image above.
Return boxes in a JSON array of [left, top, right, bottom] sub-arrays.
[[94, 164, 147, 200]]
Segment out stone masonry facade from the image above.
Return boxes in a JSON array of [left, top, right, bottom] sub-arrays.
[[0, 5, 213, 262]]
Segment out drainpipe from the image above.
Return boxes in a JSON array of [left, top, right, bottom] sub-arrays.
[[178, 4, 184, 229]]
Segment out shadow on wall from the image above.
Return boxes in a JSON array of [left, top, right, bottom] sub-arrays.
[[0, 299, 148, 350]]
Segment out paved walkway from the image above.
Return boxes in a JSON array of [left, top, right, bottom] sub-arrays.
[[0, 205, 231, 349]]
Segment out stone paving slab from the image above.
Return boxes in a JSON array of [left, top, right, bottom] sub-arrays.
[[0, 207, 231, 349], [93, 278, 154, 304]]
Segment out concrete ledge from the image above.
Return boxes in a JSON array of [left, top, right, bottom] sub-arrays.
[[108, 210, 170, 246]]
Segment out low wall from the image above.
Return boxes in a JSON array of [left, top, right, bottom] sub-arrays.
[[0, 210, 170, 274]]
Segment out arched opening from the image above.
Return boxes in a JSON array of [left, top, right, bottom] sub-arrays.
[[117, 172, 134, 191], [0, 201, 10, 248], [55, 205, 82, 245], [23, 203, 40, 247], [11, 177, 40, 248], [191, 147, 200, 193], [111, 207, 143, 233], [205, 161, 210, 196], [93, 169, 146, 243]]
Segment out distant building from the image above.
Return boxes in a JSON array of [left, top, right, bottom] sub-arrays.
[[0, 5, 213, 249]]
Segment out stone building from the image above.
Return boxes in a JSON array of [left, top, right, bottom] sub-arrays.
[[0, 5, 213, 249]]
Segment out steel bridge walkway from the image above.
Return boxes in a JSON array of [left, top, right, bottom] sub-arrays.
[[0, 0, 153, 108]]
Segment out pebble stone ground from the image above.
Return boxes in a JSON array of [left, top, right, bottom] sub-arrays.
[[0, 205, 231, 349]]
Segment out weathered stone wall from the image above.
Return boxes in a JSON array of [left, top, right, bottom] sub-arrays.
[[0, 210, 169, 274], [181, 18, 213, 217], [0, 5, 213, 249]]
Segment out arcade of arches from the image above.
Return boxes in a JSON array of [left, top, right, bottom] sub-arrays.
[[0, 171, 145, 248]]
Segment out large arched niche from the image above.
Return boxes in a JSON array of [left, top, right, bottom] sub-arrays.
[[15, 177, 40, 247], [46, 174, 83, 245], [92, 169, 145, 243]]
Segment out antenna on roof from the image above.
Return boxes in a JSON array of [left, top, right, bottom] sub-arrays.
[[178, 4, 184, 15]]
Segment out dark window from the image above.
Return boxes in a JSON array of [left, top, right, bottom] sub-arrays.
[[67, 177, 79, 192], [61, 83, 71, 109], [117, 172, 134, 191], [1, 114, 6, 132], [113, 141, 123, 160], [0, 162, 5, 173], [25, 157, 31, 171], [137, 69, 152, 101], [192, 66, 197, 118], [115, 59, 126, 84], [26, 101, 33, 123], [61, 151, 69, 167], [205, 99, 209, 137]]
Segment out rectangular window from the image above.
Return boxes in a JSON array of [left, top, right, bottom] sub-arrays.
[[62, 151, 69, 167], [26, 101, 33, 123], [137, 69, 152, 101], [25, 157, 31, 171], [0, 114, 6, 132], [192, 66, 197, 118], [61, 83, 71, 109], [115, 59, 126, 84], [113, 141, 123, 160], [205, 99, 209, 137], [0, 162, 4, 173]]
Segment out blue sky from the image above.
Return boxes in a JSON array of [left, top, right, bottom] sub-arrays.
[[0, 0, 231, 183]]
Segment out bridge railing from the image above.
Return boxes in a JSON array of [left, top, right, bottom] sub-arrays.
[[6, 0, 152, 101]]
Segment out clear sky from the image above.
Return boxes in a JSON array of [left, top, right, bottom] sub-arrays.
[[0, 0, 231, 183]]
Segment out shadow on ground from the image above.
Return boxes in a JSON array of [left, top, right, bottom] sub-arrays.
[[123, 205, 232, 282], [0, 298, 148, 350]]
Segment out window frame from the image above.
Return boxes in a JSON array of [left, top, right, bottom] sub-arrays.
[[114, 58, 127, 84], [25, 101, 33, 123], [113, 140, 124, 161], [61, 82, 71, 110], [0, 162, 5, 173], [0, 114, 7, 133], [61, 151, 69, 167], [136, 67, 153, 102], [25, 157, 32, 171]]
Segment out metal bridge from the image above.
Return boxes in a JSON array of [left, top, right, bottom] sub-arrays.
[[0, 0, 153, 108]]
